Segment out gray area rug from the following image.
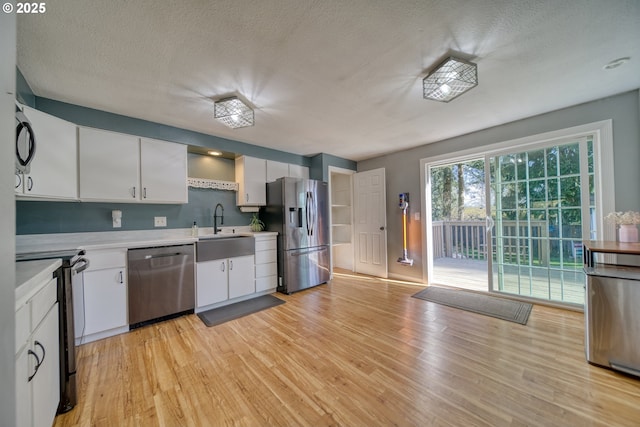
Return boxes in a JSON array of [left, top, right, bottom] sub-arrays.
[[412, 286, 532, 325], [198, 294, 285, 327]]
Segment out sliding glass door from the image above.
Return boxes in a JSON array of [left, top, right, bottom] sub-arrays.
[[425, 135, 598, 306], [487, 137, 594, 305]]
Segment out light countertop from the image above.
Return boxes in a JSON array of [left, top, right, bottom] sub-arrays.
[[15, 258, 61, 307], [16, 228, 278, 254]]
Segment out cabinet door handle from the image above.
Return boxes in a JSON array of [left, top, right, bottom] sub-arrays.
[[221, 261, 225, 272], [27, 349, 40, 382], [15, 173, 22, 189], [27, 176, 33, 191], [229, 260, 233, 270], [118, 271, 124, 284], [132, 186, 136, 198], [143, 187, 147, 199], [34, 341, 46, 367], [246, 193, 249, 203]]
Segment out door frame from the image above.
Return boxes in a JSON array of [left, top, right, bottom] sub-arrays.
[[420, 120, 615, 286], [328, 165, 356, 275], [423, 155, 489, 289]]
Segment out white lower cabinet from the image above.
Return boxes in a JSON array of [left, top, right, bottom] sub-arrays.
[[82, 268, 127, 336], [15, 275, 60, 427], [196, 255, 255, 307], [228, 255, 256, 299], [254, 234, 277, 292], [196, 259, 228, 306], [75, 249, 128, 344], [30, 306, 60, 427]]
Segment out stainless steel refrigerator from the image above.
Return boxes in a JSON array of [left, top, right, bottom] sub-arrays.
[[264, 177, 330, 294]]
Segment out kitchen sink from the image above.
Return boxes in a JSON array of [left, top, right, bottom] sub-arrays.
[[196, 235, 254, 262]]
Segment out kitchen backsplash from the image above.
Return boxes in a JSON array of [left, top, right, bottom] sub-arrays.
[[16, 187, 254, 235]]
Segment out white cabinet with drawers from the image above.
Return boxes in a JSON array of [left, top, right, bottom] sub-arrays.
[[254, 234, 278, 292]]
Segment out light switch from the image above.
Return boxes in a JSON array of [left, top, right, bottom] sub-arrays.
[[414, 212, 420, 221], [112, 210, 122, 228]]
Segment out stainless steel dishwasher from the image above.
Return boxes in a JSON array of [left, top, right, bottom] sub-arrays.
[[128, 244, 195, 328]]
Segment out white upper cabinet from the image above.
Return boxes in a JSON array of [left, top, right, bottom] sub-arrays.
[[266, 159, 309, 182], [266, 160, 289, 182], [79, 127, 140, 202], [16, 106, 78, 200], [235, 155, 267, 206], [288, 164, 309, 179], [79, 128, 187, 203], [236, 156, 309, 207], [140, 138, 187, 203]]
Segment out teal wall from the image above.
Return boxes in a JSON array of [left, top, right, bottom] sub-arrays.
[[16, 187, 245, 234], [309, 153, 357, 181], [15, 69, 355, 235], [15, 67, 35, 107]]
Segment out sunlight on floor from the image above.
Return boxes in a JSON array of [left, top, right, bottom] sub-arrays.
[[332, 269, 424, 287]]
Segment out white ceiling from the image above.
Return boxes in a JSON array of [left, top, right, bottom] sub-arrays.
[[16, 0, 640, 161]]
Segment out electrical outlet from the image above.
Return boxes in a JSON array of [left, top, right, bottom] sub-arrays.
[[154, 216, 167, 227]]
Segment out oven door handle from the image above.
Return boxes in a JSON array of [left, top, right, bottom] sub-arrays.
[[71, 257, 90, 274]]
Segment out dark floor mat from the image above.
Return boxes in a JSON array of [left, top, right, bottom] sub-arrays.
[[197, 294, 285, 327], [412, 286, 532, 325]]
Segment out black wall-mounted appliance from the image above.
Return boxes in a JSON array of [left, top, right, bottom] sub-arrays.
[[16, 107, 36, 174]]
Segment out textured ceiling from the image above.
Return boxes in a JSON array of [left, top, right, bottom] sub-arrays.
[[16, 0, 640, 161]]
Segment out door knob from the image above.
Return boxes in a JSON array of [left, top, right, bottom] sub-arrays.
[[379, 226, 385, 230]]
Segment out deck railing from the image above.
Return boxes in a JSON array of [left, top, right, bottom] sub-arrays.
[[432, 220, 549, 263]]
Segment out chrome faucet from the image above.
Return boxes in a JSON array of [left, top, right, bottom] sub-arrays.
[[213, 203, 224, 234]]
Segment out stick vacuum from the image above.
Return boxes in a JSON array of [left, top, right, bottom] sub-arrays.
[[397, 193, 414, 266]]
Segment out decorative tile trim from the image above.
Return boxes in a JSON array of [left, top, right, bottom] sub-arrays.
[[187, 177, 238, 191]]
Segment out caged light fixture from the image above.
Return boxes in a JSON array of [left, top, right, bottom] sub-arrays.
[[214, 96, 254, 128], [423, 56, 478, 102]]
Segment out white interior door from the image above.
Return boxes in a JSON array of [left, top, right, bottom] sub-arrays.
[[353, 168, 388, 278]]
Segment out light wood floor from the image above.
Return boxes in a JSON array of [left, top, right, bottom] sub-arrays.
[[54, 273, 640, 427]]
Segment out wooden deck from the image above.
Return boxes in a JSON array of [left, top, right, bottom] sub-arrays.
[[432, 257, 585, 305]]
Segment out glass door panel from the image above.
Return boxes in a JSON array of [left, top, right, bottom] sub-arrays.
[[488, 137, 593, 305], [429, 159, 488, 291]]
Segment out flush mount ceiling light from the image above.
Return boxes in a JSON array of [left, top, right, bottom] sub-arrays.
[[423, 56, 478, 102], [213, 96, 254, 129]]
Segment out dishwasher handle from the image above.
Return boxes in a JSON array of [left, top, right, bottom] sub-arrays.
[[144, 252, 184, 260]]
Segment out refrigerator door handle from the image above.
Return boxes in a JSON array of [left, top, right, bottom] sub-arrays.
[[290, 246, 328, 256], [306, 192, 312, 236], [308, 192, 315, 236]]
